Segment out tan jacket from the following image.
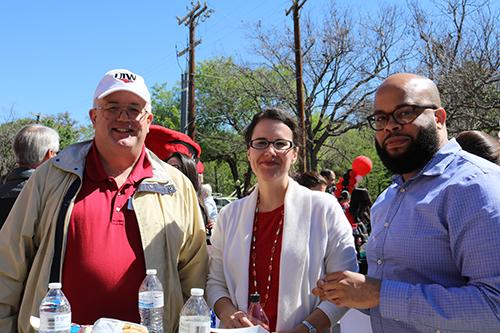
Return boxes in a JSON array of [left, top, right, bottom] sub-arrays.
[[0, 141, 208, 333]]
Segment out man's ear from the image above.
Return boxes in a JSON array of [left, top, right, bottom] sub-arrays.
[[42, 149, 56, 163], [146, 113, 154, 130], [89, 108, 97, 124], [435, 107, 446, 129]]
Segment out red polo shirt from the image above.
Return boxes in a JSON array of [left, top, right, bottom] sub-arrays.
[[62, 142, 152, 325]]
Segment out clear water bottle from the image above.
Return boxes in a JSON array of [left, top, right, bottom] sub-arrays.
[[39, 282, 71, 333], [247, 293, 269, 331], [179, 288, 211, 333], [138, 269, 164, 333]]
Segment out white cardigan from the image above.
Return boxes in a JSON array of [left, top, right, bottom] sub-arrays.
[[207, 178, 358, 331]]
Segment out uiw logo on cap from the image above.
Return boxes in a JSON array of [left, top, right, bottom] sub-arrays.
[[114, 72, 137, 83]]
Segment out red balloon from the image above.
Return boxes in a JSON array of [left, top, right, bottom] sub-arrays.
[[351, 156, 372, 176]]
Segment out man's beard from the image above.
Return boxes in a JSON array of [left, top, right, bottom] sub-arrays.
[[375, 124, 440, 175]]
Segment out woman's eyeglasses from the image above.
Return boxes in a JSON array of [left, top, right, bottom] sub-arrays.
[[249, 139, 295, 151]]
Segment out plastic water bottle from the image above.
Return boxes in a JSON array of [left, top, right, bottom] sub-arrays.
[[179, 288, 211, 333], [247, 293, 269, 331], [138, 269, 164, 333], [39, 282, 71, 333]]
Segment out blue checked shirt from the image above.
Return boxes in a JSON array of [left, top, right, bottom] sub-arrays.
[[366, 139, 500, 333]]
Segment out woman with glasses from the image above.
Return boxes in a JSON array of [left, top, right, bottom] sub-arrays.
[[207, 108, 357, 332]]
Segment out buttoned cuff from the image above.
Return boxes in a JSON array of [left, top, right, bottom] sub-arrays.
[[379, 279, 411, 323]]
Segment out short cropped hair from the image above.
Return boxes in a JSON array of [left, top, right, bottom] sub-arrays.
[[244, 108, 300, 148], [13, 124, 60, 166]]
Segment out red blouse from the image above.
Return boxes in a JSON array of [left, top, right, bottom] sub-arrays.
[[248, 204, 285, 332]]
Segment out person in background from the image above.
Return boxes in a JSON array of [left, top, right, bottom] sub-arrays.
[[207, 108, 357, 332], [313, 73, 500, 332], [0, 124, 59, 229], [337, 190, 351, 213], [295, 171, 328, 192], [145, 125, 213, 241], [201, 183, 218, 221], [456, 130, 500, 165], [348, 188, 372, 274], [320, 169, 336, 194], [166, 152, 213, 238], [201, 183, 218, 243], [0, 69, 207, 333], [145, 124, 204, 175], [166, 152, 201, 193]]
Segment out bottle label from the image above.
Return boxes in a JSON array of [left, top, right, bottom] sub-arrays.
[[40, 313, 71, 330], [139, 291, 164, 308], [179, 316, 210, 333]]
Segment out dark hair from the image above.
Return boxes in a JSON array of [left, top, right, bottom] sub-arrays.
[[349, 188, 372, 235], [167, 152, 201, 193], [339, 190, 351, 202], [456, 130, 500, 166], [166, 152, 210, 235], [294, 171, 327, 189], [244, 108, 300, 147], [320, 169, 335, 180]]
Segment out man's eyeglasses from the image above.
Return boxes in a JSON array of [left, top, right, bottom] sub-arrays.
[[249, 138, 295, 151], [96, 103, 148, 121], [366, 104, 438, 131]]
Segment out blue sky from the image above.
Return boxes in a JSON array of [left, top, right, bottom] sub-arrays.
[[1, 0, 409, 125]]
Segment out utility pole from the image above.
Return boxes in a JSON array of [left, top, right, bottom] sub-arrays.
[[286, 0, 307, 172], [180, 72, 188, 133], [177, 2, 212, 140]]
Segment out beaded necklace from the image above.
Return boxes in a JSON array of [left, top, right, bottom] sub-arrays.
[[250, 196, 284, 308]]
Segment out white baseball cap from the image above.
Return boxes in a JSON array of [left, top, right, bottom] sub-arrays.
[[93, 69, 151, 112]]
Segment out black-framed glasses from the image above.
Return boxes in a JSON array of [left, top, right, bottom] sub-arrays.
[[249, 138, 295, 151], [366, 104, 438, 131], [96, 103, 148, 121]]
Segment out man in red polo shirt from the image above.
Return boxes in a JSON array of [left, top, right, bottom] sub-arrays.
[[0, 69, 208, 333]]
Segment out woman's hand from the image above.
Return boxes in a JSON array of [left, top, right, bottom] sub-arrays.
[[214, 297, 254, 328], [219, 310, 253, 328]]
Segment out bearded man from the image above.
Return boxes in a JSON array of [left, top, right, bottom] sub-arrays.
[[313, 73, 500, 332]]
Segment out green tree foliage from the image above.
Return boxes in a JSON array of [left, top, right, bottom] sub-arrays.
[[150, 83, 181, 130], [0, 113, 91, 178]]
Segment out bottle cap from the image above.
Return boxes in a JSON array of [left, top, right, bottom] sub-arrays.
[[191, 288, 204, 296], [48, 282, 62, 289], [249, 293, 260, 303], [146, 269, 157, 275]]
